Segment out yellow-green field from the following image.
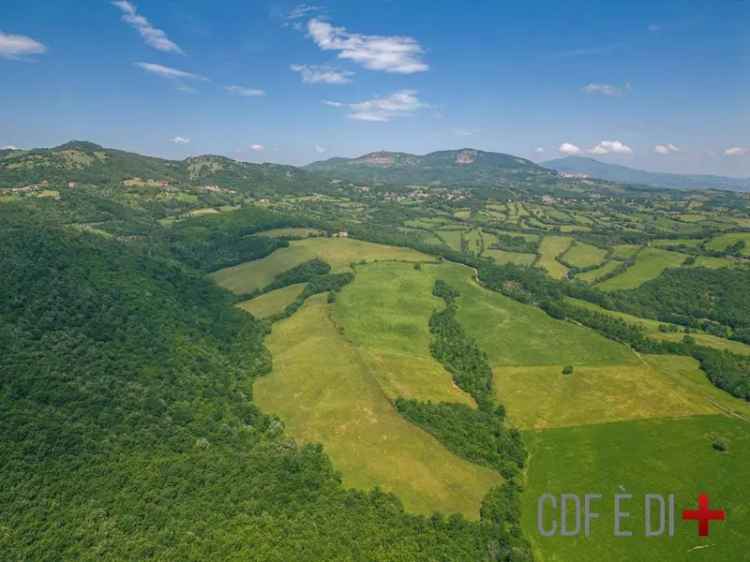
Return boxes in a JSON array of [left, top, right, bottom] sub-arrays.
[[255, 294, 500, 518], [597, 247, 687, 291], [575, 260, 619, 283], [484, 248, 537, 266], [493, 359, 719, 430], [610, 244, 641, 259], [237, 283, 305, 318], [562, 242, 608, 268], [211, 238, 430, 294], [707, 232, 750, 256], [537, 236, 573, 279]]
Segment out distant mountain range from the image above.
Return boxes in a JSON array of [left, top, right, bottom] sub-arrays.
[[542, 156, 750, 192], [305, 149, 554, 186], [0, 141, 322, 194]]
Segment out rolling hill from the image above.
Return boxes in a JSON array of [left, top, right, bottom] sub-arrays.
[[305, 148, 555, 187], [543, 156, 750, 192], [0, 141, 325, 194]]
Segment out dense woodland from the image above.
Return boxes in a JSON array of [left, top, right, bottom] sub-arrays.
[[0, 207, 532, 561]]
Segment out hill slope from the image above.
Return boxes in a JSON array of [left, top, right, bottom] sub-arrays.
[[0, 141, 324, 194], [543, 156, 750, 191], [305, 148, 554, 187]]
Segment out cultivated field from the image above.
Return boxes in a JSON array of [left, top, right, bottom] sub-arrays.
[[562, 242, 608, 268], [537, 236, 573, 279], [597, 247, 687, 291]]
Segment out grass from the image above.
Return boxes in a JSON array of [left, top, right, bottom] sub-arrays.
[[523, 414, 750, 562], [484, 249, 537, 266], [255, 294, 501, 518], [236, 283, 305, 319], [334, 262, 474, 406], [537, 236, 573, 279], [565, 298, 750, 356], [689, 256, 739, 269], [575, 260, 620, 283], [436, 229, 464, 252], [597, 247, 687, 291], [610, 244, 641, 260], [706, 232, 750, 256], [563, 242, 608, 268], [493, 359, 719, 430], [431, 264, 637, 367], [211, 238, 430, 294]]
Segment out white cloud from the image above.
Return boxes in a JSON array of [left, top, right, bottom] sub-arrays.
[[452, 128, 479, 137], [315, 144, 327, 154], [535, 147, 545, 153], [288, 4, 322, 20], [559, 143, 582, 156], [582, 83, 623, 96], [725, 147, 749, 157], [135, 62, 206, 81], [225, 85, 265, 97], [2, 145, 19, 150], [250, 144, 265, 151], [290, 64, 353, 84], [648, 24, 661, 32], [327, 90, 427, 122], [171, 136, 190, 144], [307, 18, 428, 74], [588, 140, 633, 155], [112, 1, 183, 54], [654, 144, 679, 155], [0, 31, 46, 59]]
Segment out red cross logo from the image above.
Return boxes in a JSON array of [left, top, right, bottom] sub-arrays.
[[682, 494, 725, 537]]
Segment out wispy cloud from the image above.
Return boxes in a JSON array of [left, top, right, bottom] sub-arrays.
[[225, 85, 265, 97], [0, 31, 46, 60], [135, 62, 206, 81], [171, 136, 190, 144], [2, 145, 19, 150], [559, 143, 582, 156], [315, 144, 327, 154], [288, 4, 322, 20], [290, 64, 354, 84], [725, 147, 748, 157], [325, 90, 428, 122], [535, 147, 545, 154], [654, 144, 679, 155], [588, 140, 632, 155], [452, 128, 480, 137], [250, 144, 265, 151], [322, 100, 345, 107], [307, 18, 428, 74], [582, 83, 626, 96], [113, 1, 183, 54]]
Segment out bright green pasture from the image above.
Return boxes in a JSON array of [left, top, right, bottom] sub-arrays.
[[430, 264, 636, 367], [236, 283, 305, 318], [562, 242, 608, 268], [610, 244, 641, 259], [537, 236, 573, 279], [484, 249, 537, 266], [597, 247, 687, 291], [706, 232, 750, 256], [334, 262, 474, 406], [255, 294, 500, 518], [575, 260, 620, 283], [523, 414, 750, 562], [210, 238, 430, 294]]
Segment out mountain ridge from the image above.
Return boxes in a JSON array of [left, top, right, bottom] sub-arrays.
[[543, 155, 750, 192]]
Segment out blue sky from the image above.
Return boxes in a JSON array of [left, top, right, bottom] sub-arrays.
[[1, 0, 748, 175]]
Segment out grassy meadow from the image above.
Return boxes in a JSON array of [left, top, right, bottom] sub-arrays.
[[537, 236, 573, 279], [237, 283, 305, 318], [255, 294, 500, 518], [597, 247, 687, 291]]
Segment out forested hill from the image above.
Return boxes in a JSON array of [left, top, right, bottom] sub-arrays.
[[0, 205, 528, 561], [0, 141, 326, 194], [305, 148, 554, 186]]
